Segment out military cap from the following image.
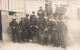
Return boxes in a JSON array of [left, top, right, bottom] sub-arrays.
[[32, 11, 35, 13], [26, 14, 29, 16]]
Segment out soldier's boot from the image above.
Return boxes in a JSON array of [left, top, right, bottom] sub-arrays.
[[27, 39, 29, 43], [13, 35, 17, 43]]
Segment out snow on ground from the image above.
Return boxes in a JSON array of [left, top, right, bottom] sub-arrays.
[[66, 43, 80, 50], [0, 42, 80, 50], [0, 42, 64, 50]]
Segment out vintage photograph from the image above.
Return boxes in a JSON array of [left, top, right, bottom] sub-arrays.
[[0, 0, 80, 50]]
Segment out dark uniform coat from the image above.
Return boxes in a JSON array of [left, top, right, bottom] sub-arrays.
[[19, 20, 26, 41], [58, 21, 68, 48], [49, 20, 59, 46], [42, 19, 50, 45], [29, 15, 37, 42], [25, 19, 31, 42], [9, 20, 19, 42]]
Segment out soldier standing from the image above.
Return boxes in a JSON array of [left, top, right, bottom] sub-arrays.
[[19, 17, 26, 42], [25, 14, 30, 42], [49, 19, 59, 46], [58, 20, 68, 48], [58, 5, 67, 20], [54, 4, 60, 20], [30, 11, 37, 42], [42, 17, 49, 45], [25, 18, 31, 43], [37, 17, 44, 44], [9, 17, 19, 43], [36, 17, 40, 43], [37, 7, 45, 19]]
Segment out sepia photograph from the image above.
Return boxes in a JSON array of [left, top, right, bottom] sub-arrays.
[[0, 0, 80, 50]]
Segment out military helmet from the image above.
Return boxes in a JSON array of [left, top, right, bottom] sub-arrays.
[[26, 14, 29, 16], [32, 11, 35, 13]]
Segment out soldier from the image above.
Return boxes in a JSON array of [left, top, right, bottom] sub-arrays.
[[49, 19, 59, 46], [19, 17, 26, 42], [9, 17, 19, 43], [58, 5, 67, 20], [54, 4, 60, 20], [48, 19, 54, 45], [37, 7, 45, 19], [25, 17, 31, 43], [30, 11, 37, 42], [42, 17, 50, 45], [58, 20, 68, 48], [36, 17, 40, 43], [37, 17, 44, 44], [34, 17, 39, 43]]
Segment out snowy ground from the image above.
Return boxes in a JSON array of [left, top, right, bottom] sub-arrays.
[[0, 42, 64, 50], [0, 42, 80, 50]]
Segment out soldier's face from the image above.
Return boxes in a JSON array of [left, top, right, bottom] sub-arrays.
[[26, 16, 28, 19]]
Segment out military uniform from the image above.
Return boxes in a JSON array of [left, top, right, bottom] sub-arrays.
[[58, 21, 68, 48], [37, 18, 44, 44], [25, 19, 31, 42], [19, 18, 26, 42], [42, 18, 50, 45], [55, 6, 60, 20], [58, 5, 67, 20], [29, 14, 37, 42], [36, 18, 40, 43], [9, 19, 19, 43], [49, 20, 59, 46], [34, 17, 39, 43]]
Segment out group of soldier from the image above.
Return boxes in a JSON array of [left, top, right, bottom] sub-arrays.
[[9, 6, 68, 48]]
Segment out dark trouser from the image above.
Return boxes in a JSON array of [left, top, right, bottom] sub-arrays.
[[38, 29, 43, 44], [21, 30, 25, 41], [43, 31, 49, 45], [53, 13, 58, 20], [33, 29, 38, 43], [12, 29, 19, 43], [25, 30, 31, 42], [58, 14, 63, 20], [59, 33, 67, 48], [51, 31, 59, 46], [36, 30, 39, 43]]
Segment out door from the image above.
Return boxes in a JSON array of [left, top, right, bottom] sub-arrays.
[[0, 11, 2, 40]]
